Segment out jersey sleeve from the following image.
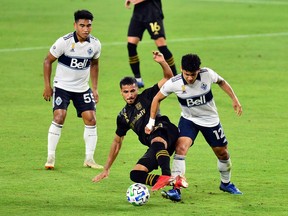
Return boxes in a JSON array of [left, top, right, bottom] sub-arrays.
[[206, 67, 224, 83], [49, 37, 65, 58], [115, 113, 130, 137], [160, 78, 174, 97], [140, 84, 160, 100], [92, 39, 101, 60]]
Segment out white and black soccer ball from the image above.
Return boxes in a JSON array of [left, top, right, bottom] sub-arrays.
[[126, 183, 150, 206]]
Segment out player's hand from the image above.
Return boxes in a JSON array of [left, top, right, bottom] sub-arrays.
[[152, 51, 165, 63], [233, 99, 242, 116], [125, 0, 131, 8], [43, 87, 53, 101], [145, 125, 153, 134], [145, 118, 155, 134], [92, 170, 109, 183], [92, 89, 99, 104]]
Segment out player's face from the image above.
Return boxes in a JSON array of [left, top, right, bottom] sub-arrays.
[[181, 69, 200, 84], [74, 19, 92, 42], [121, 84, 139, 104]]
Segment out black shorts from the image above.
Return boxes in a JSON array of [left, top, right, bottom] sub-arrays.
[[127, 17, 166, 40], [52, 87, 96, 117], [137, 117, 179, 172]]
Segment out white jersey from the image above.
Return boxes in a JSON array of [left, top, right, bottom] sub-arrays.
[[160, 68, 224, 127], [49, 32, 101, 92]]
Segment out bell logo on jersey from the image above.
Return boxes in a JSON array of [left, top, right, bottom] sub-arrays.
[[70, 58, 88, 69], [186, 95, 206, 107], [178, 90, 213, 107]]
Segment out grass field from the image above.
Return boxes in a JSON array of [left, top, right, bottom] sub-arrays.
[[1, 0, 288, 215]]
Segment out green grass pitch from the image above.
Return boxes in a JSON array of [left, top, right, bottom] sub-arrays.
[[0, 0, 288, 215]]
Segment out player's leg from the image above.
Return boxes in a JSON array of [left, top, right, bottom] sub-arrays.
[[203, 123, 242, 194], [171, 117, 198, 178], [81, 111, 102, 169], [162, 118, 197, 200], [45, 87, 69, 169], [127, 19, 145, 87], [147, 18, 177, 76], [130, 151, 159, 187], [155, 39, 177, 76], [75, 89, 103, 169], [171, 137, 191, 177], [149, 132, 176, 191]]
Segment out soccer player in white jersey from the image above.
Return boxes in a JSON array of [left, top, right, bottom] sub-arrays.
[[43, 10, 103, 170], [145, 53, 243, 200]]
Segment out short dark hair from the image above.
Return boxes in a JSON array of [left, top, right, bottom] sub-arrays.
[[74, 10, 94, 22], [181, 54, 201, 72], [120, 76, 137, 88]]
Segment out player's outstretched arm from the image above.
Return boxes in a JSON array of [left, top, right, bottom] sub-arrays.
[[152, 51, 173, 88], [218, 80, 242, 116], [92, 135, 124, 182]]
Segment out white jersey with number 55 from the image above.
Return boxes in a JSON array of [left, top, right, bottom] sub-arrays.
[[49, 31, 101, 92]]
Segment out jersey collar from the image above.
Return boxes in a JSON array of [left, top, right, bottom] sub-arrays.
[[73, 31, 91, 43], [181, 72, 201, 85]]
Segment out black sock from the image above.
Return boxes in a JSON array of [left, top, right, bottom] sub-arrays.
[[151, 142, 171, 176], [130, 170, 159, 186], [127, 42, 141, 78], [158, 46, 177, 76]]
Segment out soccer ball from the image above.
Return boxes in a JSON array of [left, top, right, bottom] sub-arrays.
[[126, 183, 150, 206]]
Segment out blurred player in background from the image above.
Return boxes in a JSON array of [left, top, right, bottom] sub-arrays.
[[125, 0, 177, 88], [92, 51, 187, 198], [146, 53, 243, 200], [43, 10, 103, 170]]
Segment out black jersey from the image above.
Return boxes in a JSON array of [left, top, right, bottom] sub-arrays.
[[116, 84, 170, 146], [132, 0, 164, 22]]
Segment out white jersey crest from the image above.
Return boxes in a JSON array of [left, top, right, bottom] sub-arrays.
[[50, 32, 101, 92], [160, 68, 224, 127]]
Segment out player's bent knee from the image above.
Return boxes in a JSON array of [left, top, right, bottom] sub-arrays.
[[175, 143, 190, 155], [213, 147, 229, 160]]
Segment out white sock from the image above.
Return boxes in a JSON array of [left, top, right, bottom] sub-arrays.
[[171, 154, 186, 177], [136, 78, 143, 83], [47, 121, 62, 156], [84, 125, 97, 161], [218, 158, 232, 183]]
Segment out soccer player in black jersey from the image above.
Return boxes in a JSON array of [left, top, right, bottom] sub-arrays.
[[92, 51, 186, 195], [125, 0, 177, 88]]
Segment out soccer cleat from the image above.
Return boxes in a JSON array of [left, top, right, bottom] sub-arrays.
[[135, 78, 144, 88], [173, 175, 189, 189], [151, 175, 172, 191], [137, 81, 144, 88], [83, 159, 103, 169], [45, 155, 55, 170], [161, 188, 181, 202], [219, 182, 243, 195]]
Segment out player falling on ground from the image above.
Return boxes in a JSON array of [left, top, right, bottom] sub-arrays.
[[92, 51, 187, 199]]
